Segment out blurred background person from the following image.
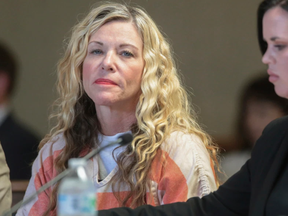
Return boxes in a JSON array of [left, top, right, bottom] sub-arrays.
[[220, 74, 288, 180], [0, 42, 40, 180]]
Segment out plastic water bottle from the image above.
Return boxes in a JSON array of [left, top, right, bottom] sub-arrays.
[[57, 158, 97, 216]]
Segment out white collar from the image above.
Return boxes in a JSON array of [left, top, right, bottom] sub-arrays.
[[98, 131, 132, 148]]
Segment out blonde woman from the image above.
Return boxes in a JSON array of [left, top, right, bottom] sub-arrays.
[[17, 3, 218, 215]]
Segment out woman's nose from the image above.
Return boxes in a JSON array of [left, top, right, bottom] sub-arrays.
[[102, 52, 115, 72], [262, 48, 275, 65]]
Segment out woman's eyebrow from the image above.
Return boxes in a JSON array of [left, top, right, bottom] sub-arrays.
[[88, 41, 103, 46]]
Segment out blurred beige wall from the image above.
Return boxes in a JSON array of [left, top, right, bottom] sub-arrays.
[[0, 0, 265, 139]]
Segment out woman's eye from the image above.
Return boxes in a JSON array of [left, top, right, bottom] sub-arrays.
[[91, 49, 103, 55], [121, 51, 134, 57], [274, 45, 286, 51]]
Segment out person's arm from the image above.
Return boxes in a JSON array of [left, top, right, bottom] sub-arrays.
[[15, 149, 52, 216], [0, 143, 12, 215], [99, 160, 251, 216], [16, 136, 65, 216], [99, 133, 252, 216], [152, 132, 217, 205]]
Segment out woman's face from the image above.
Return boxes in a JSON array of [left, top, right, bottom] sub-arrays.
[[82, 20, 144, 110], [262, 6, 288, 99]]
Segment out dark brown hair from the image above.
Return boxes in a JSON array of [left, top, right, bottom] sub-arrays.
[[258, 0, 288, 54], [0, 42, 18, 96]]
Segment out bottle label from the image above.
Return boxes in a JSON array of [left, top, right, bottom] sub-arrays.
[[58, 193, 96, 215]]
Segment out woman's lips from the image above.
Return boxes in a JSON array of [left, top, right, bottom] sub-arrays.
[[95, 78, 117, 85], [269, 75, 279, 83], [267, 70, 279, 83]]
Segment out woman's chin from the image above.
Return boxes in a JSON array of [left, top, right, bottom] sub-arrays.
[[275, 87, 288, 99]]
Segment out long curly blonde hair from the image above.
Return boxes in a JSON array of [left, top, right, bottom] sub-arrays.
[[40, 2, 219, 214]]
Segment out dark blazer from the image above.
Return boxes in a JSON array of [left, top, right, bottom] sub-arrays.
[[0, 113, 40, 180], [99, 116, 288, 216]]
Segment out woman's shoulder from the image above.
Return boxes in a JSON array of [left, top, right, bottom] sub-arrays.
[[263, 115, 288, 134], [252, 116, 288, 158], [258, 115, 288, 145], [160, 131, 208, 157], [30, 133, 66, 178], [38, 133, 66, 161]]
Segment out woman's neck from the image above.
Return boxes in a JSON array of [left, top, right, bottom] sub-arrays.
[[96, 105, 137, 136]]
